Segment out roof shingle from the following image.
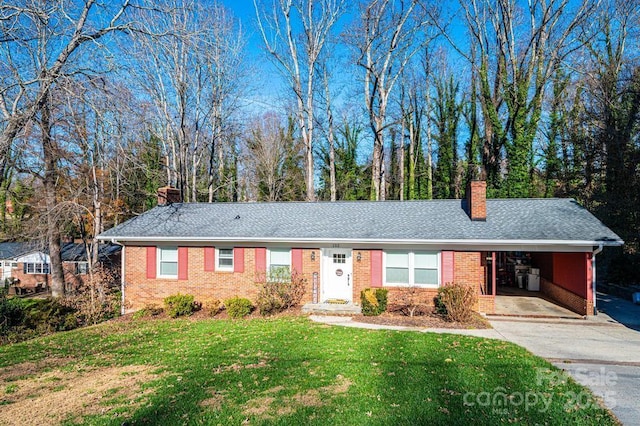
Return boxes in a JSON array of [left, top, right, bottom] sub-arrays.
[[97, 199, 622, 246]]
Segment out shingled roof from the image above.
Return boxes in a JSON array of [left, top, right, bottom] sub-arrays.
[[97, 198, 622, 247]]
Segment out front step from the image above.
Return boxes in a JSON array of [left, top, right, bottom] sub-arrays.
[[302, 302, 361, 315]]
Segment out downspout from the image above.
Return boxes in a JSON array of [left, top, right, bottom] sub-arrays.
[[592, 244, 603, 315], [111, 238, 125, 316]]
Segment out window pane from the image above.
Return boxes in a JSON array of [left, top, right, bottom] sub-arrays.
[[269, 265, 291, 282], [219, 248, 233, 258], [160, 262, 178, 276], [160, 248, 178, 262], [386, 252, 409, 267], [415, 268, 438, 285], [219, 258, 233, 267], [386, 267, 409, 283], [270, 249, 290, 267], [415, 252, 438, 269], [35, 264, 42, 274]]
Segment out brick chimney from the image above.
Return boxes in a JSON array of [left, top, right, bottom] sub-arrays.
[[466, 180, 487, 221], [157, 187, 182, 206]]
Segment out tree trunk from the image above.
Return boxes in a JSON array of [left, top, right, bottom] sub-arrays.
[[41, 95, 65, 297]]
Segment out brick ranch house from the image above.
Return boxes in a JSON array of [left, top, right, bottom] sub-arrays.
[[0, 241, 121, 293], [98, 183, 623, 316]]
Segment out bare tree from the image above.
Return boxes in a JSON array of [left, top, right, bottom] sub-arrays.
[[349, 0, 436, 200], [0, 1, 138, 297], [0, 1, 135, 191], [131, 0, 246, 203], [244, 113, 305, 201], [255, 0, 347, 202], [442, 0, 596, 196]]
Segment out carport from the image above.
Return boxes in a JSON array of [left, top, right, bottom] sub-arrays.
[[481, 248, 608, 316]]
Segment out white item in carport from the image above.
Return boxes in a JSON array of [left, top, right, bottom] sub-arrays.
[[527, 273, 540, 291], [530, 268, 540, 275], [517, 274, 526, 289]]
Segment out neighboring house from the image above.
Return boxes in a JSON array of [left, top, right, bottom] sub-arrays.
[[0, 241, 121, 291], [97, 184, 623, 316]]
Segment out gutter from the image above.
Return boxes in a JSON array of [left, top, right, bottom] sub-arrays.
[[95, 235, 624, 248], [592, 244, 604, 315], [110, 238, 126, 316]]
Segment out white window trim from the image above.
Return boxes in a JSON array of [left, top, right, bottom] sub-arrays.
[[216, 248, 234, 272], [24, 262, 51, 275], [266, 248, 291, 272], [75, 261, 89, 275], [157, 247, 178, 279], [383, 251, 440, 288]]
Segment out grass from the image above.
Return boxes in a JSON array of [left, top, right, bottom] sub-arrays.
[[0, 316, 618, 425]]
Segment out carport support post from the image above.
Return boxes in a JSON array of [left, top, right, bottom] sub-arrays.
[[592, 245, 603, 316], [492, 252, 496, 296]]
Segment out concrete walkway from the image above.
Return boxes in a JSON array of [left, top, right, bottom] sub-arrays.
[[309, 292, 640, 425]]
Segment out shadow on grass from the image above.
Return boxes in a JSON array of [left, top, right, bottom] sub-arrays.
[[64, 317, 618, 425]]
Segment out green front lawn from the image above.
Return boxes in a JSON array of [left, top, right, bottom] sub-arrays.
[[0, 317, 617, 425]]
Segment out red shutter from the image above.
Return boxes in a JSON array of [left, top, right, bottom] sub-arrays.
[[292, 248, 303, 274], [370, 250, 383, 287], [441, 251, 455, 285], [146, 247, 156, 279], [204, 247, 215, 272], [178, 247, 188, 280], [234, 248, 245, 273], [255, 248, 266, 273]]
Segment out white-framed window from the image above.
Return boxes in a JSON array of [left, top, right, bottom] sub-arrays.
[[216, 248, 234, 271], [75, 262, 89, 275], [384, 251, 440, 287], [157, 247, 178, 278], [24, 263, 51, 275], [268, 248, 291, 278], [10, 262, 17, 268]]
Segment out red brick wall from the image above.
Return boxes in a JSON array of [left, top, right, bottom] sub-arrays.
[[352, 250, 370, 303], [124, 246, 320, 311], [10, 262, 89, 291], [11, 268, 49, 288], [541, 277, 591, 316], [478, 295, 495, 314], [124, 246, 492, 314], [467, 181, 487, 220], [453, 252, 484, 293]]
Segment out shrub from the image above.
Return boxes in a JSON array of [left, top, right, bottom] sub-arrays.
[[164, 293, 197, 318], [224, 297, 253, 319], [132, 304, 163, 319], [0, 291, 24, 335], [21, 298, 78, 334], [256, 271, 307, 316], [436, 282, 477, 323], [397, 286, 428, 317], [60, 265, 121, 326], [360, 288, 388, 316], [201, 298, 223, 317], [1, 295, 79, 344]]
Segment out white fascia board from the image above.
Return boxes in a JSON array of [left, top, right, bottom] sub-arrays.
[[98, 235, 622, 252]]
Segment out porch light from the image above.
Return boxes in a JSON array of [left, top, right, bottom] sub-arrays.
[[357, 252, 362, 262], [311, 251, 316, 261]]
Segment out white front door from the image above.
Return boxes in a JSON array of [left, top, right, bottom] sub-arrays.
[[322, 248, 353, 302]]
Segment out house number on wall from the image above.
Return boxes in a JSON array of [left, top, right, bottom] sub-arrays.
[[332, 243, 340, 248], [335, 269, 343, 276]]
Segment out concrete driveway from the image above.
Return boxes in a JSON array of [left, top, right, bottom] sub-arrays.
[[489, 293, 640, 425]]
